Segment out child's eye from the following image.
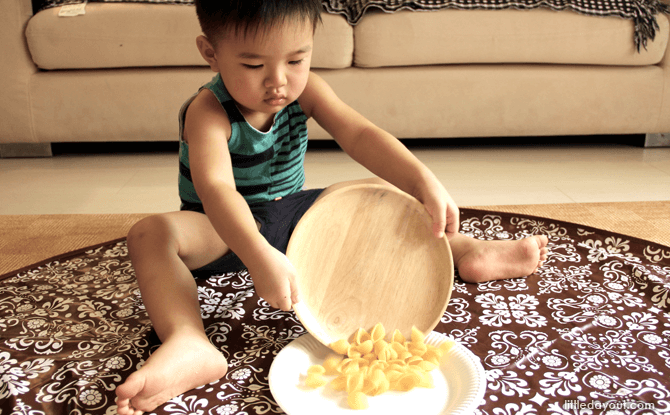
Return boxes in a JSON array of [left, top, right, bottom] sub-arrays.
[[243, 64, 263, 69], [289, 59, 304, 66]]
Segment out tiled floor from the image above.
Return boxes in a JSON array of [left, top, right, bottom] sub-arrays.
[[1, 139, 669, 215]]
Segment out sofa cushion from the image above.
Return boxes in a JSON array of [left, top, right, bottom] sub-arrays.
[[25, 3, 353, 70], [354, 8, 669, 67], [307, 65, 665, 139]]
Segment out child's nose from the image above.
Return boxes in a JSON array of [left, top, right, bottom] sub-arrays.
[[265, 68, 286, 89]]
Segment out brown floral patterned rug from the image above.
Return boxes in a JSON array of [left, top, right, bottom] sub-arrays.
[[1, 208, 669, 414]]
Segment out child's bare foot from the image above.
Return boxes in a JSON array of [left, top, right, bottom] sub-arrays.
[[451, 234, 549, 283], [115, 331, 228, 414]]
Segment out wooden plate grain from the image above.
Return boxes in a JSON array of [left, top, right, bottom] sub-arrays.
[[287, 184, 454, 346]]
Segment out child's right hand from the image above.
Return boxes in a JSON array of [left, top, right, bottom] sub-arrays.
[[247, 244, 301, 312]]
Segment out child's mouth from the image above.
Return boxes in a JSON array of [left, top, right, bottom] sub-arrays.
[[265, 96, 287, 106]]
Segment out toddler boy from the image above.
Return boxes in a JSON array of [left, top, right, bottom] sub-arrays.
[[116, 1, 548, 413]]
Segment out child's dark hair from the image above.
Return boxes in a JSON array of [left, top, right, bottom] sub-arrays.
[[195, 0, 323, 44]]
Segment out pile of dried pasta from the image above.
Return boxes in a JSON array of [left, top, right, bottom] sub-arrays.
[[304, 323, 455, 410]]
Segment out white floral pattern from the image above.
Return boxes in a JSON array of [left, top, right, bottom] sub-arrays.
[[0, 353, 53, 399], [1, 211, 669, 414], [476, 293, 547, 327]]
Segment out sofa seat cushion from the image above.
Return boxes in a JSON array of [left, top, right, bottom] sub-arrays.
[[25, 3, 353, 70], [354, 8, 669, 67]]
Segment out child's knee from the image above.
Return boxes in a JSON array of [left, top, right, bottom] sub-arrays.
[[127, 215, 177, 252]]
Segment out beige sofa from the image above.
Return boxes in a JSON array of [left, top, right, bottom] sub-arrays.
[[2, 0, 670, 157]]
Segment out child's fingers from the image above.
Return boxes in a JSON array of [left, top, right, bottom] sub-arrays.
[[425, 199, 447, 239], [445, 221, 458, 239], [291, 285, 301, 305], [288, 276, 301, 306], [433, 217, 446, 239], [284, 254, 301, 305], [271, 281, 296, 311], [277, 296, 292, 311], [416, 182, 459, 239], [445, 202, 460, 239]]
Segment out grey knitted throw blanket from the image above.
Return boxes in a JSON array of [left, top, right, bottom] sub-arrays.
[[323, 0, 669, 51]]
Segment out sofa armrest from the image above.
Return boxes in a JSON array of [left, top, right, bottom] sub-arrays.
[[0, 0, 38, 143]]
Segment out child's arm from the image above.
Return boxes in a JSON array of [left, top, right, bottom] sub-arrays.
[[185, 91, 300, 311], [299, 72, 459, 239]]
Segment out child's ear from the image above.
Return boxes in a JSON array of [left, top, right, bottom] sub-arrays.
[[196, 35, 219, 72]]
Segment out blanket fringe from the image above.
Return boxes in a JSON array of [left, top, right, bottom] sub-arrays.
[[324, 0, 670, 53], [633, 0, 669, 51]]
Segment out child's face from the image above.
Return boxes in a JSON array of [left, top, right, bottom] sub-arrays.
[[207, 19, 314, 118]]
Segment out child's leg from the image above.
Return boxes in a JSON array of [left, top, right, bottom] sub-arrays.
[[315, 178, 549, 283], [116, 211, 230, 415]]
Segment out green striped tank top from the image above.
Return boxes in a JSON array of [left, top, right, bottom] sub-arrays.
[[178, 74, 309, 208]]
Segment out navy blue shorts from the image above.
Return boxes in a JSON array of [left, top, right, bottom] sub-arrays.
[[181, 188, 325, 278]]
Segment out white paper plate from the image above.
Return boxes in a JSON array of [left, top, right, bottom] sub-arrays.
[[269, 332, 486, 414]]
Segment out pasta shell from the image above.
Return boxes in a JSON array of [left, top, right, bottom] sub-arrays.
[[307, 365, 326, 375], [305, 373, 327, 388], [330, 339, 350, 355], [392, 329, 406, 344], [410, 326, 425, 344], [370, 323, 386, 342], [323, 354, 343, 375], [347, 391, 369, 410]]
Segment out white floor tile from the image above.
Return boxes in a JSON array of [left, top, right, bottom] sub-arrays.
[[1, 142, 669, 214], [558, 181, 670, 203]]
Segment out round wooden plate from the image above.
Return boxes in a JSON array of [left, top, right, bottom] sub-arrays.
[[287, 184, 454, 346]]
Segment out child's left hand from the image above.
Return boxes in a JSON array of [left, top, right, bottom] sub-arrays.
[[413, 180, 460, 240]]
